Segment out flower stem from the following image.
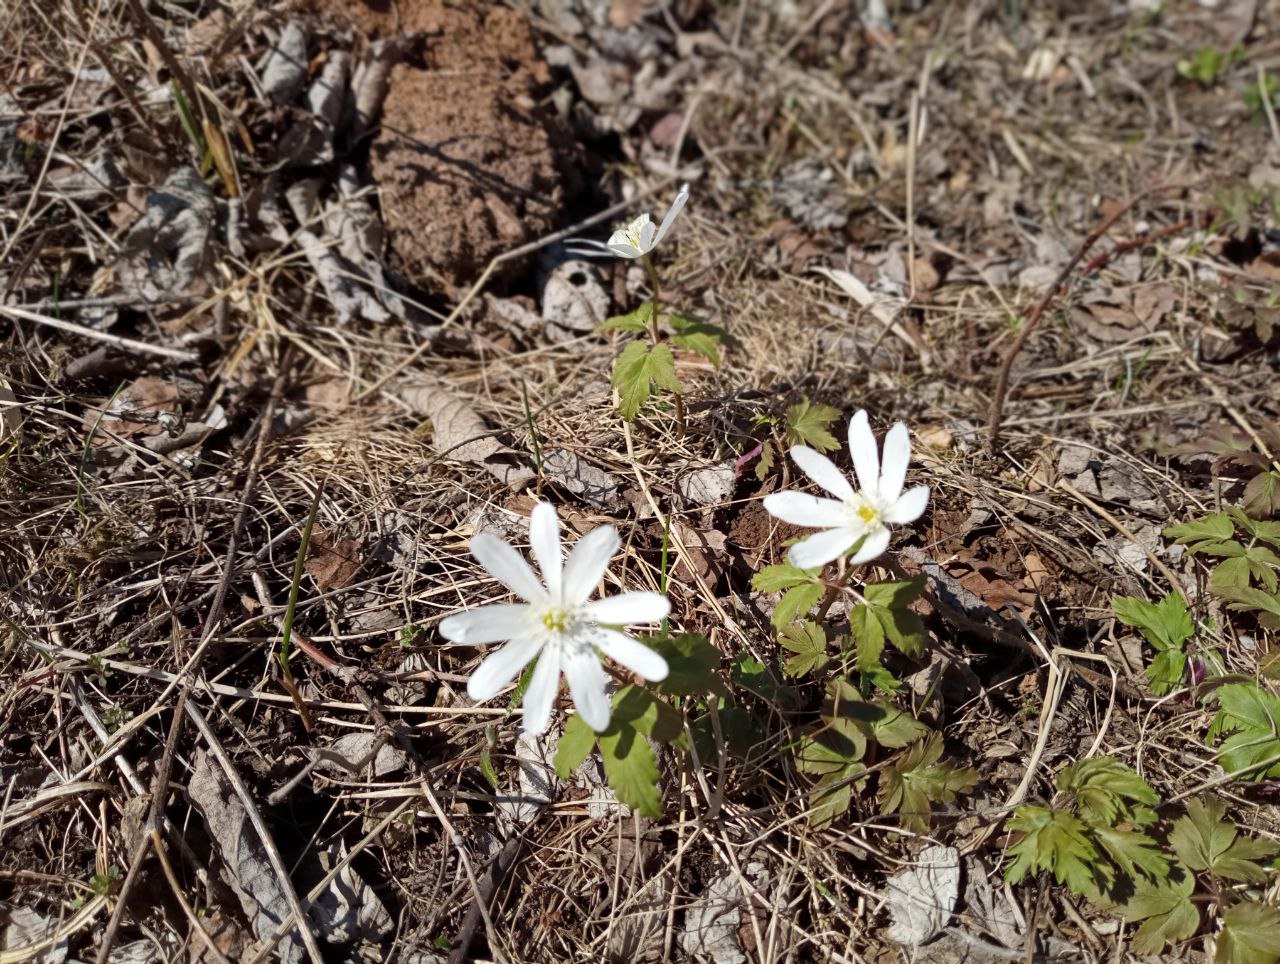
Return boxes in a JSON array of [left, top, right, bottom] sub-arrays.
[[641, 254, 686, 438], [815, 560, 855, 623]]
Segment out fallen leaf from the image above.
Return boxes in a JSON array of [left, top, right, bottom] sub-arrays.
[[305, 530, 364, 592], [396, 377, 534, 486], [118, 167, 216, 302], [188, 751, 307, 963], [540, 448, 620, 509], [1070, 283, 1175, 342], [886, 844, 961, 946], [678, 861, 770, 963], [1, 907, 69, 963], [310, 840, 394, 944], [677, 460, 736, 506], [314, 733, 405, 779]]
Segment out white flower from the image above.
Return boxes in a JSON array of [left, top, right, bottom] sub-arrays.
[[605, 183, 690, 259], [762, 410, 929, 570], [439, 502, 670, 735]]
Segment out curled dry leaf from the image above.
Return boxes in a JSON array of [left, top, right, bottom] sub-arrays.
[[117, 167, 216, 302], [396, 377, 534, 486], [261, 21, 308, 105]]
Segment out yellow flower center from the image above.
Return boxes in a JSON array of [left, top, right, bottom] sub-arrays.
[[626, 223, 645, 247], [542, 609, 569, 633], [856, 504, 879, 526]]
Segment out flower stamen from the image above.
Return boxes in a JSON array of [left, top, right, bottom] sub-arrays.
[[541, 609, 569, 634]]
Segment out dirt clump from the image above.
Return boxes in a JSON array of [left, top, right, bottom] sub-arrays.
[[323, 0, 578, 292]]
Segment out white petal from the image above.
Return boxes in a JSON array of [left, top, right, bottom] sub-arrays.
[[787, 527, 860, 569], [585, 591, 670, 625], [848, 410, 880, 499], [878, 423, 911, 504], [607, 240, 644, 259], [563, 650, 611, 732], [638, 219, 656, 253], [520, 651, 562, 735], [789, 445, 855, 502], [763, 491, 850, 529], [652, 183, 689, 247], [466, 634, 544, 701], [593, 628, 669, 681], [470, 533, 546, 602], [847, 527, 891, 565], [562, 525, 619, 606], [884, 485, 929, 525], [529, 502, 563, 599], [439, 603, 531, 644]]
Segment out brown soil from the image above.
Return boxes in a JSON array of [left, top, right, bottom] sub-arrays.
[[323, 0, 577, 291]]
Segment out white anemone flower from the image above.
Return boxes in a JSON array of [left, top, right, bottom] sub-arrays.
[[763, 410, 929, 570], [562, 184, 690, 260], [439, 502, 670, 735]]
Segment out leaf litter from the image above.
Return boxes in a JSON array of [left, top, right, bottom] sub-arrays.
[[3, 0, 1280, 960]]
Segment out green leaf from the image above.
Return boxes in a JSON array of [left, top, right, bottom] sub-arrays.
[[1169, 796, 1280, 883], [730, 653, 799, 709], [796, 678, 872, 775], [1246, 546, 1280, 592], [1213, 556, 1255, 592], [1241, 514, 1280, 548], [780, 620, 828, 678], [1217, 901, 1280, 964], [754, 439, 775, 482], [752, 563, 820, 593], [864, 577, 928, 658], [611, 685, 682, 743], [554, 713, 597, 779], [862, 663, 904, 694], [611, 341, 682, 420], [1147, 648, 1188, 696], [772, 581, 825, 630], [784, 398, 842, 452], [1214, 585, 1280, 629], [599, 722, 662, 818], [668, 314, 728, 367], [1211, 683, 1280, 779], [1092, 825, 1170, 883], [864, 702, 929, 749], [850, 604, 885, 671], [593, 687, 675, 817], [1005, 806, 1101, 895], [1112, 591, 1194, 652], [808, 762, 865, 829], [597, 302, 654, 333], [1244, 470, 1280, 520], [879, 732, 978, 833], [1165, 512, 1236, 552], [1121, 871, 1198, 955], [648, 633, 722, 697], [1057, 756, 1160, 828]]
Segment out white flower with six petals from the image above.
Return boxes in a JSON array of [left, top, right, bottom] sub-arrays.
[[763, 410, 929, 570], [605, 183, 690, 259], [439, 503, 670, 735]]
